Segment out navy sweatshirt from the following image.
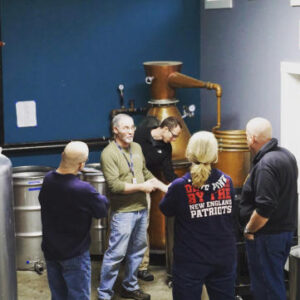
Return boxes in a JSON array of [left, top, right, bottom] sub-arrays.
[[39, 170, 109, 260], [240, 138, 298, 234], [160, 169, 236, 267]]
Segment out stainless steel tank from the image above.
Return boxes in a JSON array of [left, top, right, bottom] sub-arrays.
[[0, 153, 17, 300], [81, 163, 108, 255], [13, 166, 53, 271]]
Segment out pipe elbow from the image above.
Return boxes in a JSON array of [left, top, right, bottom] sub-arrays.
[[213, 83, 222, 97]]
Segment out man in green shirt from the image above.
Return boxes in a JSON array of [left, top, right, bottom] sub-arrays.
[[97, 114, 167, 300]]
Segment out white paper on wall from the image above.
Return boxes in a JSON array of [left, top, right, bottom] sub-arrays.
[[16, 100, 37, 127]]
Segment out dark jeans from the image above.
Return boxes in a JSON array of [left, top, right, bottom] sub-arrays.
[[46, 250, 91, 300], [245, 231, 293, 300], [172, 261, 236, 300]]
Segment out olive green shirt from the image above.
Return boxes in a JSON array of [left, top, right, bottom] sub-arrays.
[[101, 140, 154, 212]]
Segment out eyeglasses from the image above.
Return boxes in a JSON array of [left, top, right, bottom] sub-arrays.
[[168, 128, 179, 139], [118, 126, 136, 132]]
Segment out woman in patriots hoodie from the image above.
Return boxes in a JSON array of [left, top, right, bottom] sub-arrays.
[[160, 131, 237, 300]]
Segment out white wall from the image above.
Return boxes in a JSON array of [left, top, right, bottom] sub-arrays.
[[200, 0, 300, 139]]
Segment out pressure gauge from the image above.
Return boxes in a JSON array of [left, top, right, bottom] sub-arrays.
[[188, 104, 196, 112]]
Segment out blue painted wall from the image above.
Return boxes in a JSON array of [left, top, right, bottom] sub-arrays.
[[1, 0, 200, 167]]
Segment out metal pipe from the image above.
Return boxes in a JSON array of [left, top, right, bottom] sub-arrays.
[[2, 137, 110, 155], [111, 87, 148, 119], [168, 72, 208, 89], [118, 84, 125, 108], [110, 106, 148, 119], [167, 72, 222, 130], [143, 62, 222, 130], [2, 105, 147, 155]]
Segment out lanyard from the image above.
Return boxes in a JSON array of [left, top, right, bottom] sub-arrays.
[[115, 141, 135, 177]]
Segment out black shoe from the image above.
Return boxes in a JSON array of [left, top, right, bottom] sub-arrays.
[[137, 270, 154, 281], [121, 288, 151, 300]]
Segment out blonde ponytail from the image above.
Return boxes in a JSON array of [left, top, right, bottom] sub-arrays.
[[190, 163, 212, 188], [186, 131, 218, 188]]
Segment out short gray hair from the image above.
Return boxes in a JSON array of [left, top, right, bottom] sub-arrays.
[[112, 113, 133, 128]]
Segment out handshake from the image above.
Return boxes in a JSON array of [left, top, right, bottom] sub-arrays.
[[139, 178, 169, 194]]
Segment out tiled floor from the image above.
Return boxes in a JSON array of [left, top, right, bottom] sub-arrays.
[[17, 255, 257, 300], [17, 257, 173, 300]]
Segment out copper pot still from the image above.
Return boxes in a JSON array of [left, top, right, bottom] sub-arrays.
[[143, 61, 222, 251], [144, 61, 188, 160], [143, 61, 250, 252], [144, 61, 250, 188], [143, 61, 221, 160]]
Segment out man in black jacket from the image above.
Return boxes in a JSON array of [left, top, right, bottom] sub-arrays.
[[239, 117, 298, 300], [134, 116, 182, 281]]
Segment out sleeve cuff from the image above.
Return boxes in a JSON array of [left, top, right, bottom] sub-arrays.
[[256, 206, 274, 218]]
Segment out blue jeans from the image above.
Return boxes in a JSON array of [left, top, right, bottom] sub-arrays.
[[46, 250, 91, 300], [98, 209, 148, 300], [245, 231, 293, 300], [172, 261, 236, 300]]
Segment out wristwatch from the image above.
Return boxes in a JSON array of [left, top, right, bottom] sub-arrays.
[[243, 227, 255, 235]]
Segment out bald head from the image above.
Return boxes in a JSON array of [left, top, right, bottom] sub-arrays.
[[246, 118, 272, 142], [58, 141, 89, 173], [246, 117, 272, 153]]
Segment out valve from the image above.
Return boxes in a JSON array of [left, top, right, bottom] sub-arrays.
[[118, 84, 125, 108], [145, 76, 155, 84], [26, 259, 45, 275], [182, 104, 196, 118]]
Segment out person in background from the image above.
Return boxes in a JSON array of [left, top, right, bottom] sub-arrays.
[[98, 113, 167, 300], [39, 141, 109, 300], [239, 117, 298, 300], [160, 131, 237, 300], [134, 116, 182, 281]]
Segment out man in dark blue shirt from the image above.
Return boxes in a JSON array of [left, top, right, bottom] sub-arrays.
[[39, 141, 109, 300], [240, 117, 298, 300]]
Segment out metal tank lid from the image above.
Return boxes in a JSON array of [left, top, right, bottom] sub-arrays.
[[82, 169, 104, 176], [143, 61, 182, 66], [81, 166, 105, 183], [84, 163, 101, 170], [13, 166, 53, 173], [12, 166, 53, 179], [82, 163, 103, 176]]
